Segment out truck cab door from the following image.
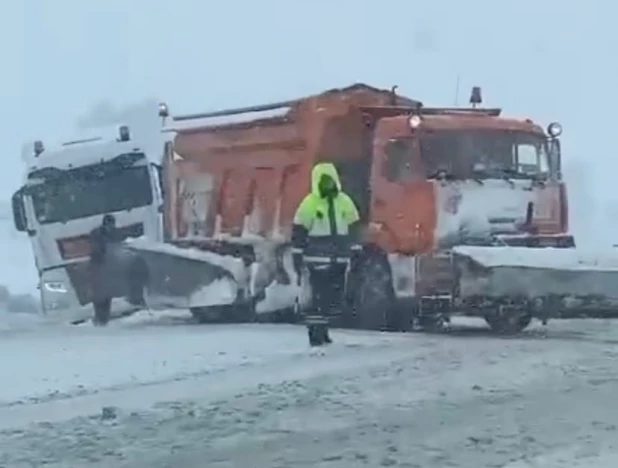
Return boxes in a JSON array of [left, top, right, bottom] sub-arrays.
[[370, 136, 434, 254]]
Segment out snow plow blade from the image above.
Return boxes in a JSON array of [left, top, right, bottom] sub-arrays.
[[452, 245, 618, 317], [124, 239, 247, 311]]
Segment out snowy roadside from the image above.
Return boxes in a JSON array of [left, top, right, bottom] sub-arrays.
[[1, 317, 618, 467]]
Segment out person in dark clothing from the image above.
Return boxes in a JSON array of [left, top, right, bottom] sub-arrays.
[[89, 214, 120, 326], [291, 162, 361, 346], [90, 214, 119, 262]]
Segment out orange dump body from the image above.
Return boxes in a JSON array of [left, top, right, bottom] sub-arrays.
[[162, 83, 569, 257], [163, 84, 418, 246]]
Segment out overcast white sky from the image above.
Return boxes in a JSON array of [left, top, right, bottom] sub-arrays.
[[7, 0, 618, 243]]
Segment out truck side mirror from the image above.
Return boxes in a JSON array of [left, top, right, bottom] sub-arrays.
[[11, 188, 28, 232], [548, 138, 562, 179]]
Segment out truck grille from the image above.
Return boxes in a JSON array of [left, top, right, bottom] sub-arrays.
[[57, 223, 144, 260]]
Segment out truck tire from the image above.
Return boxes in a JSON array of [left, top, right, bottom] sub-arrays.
[[190, 302, 255, 324], [190, 305, 221, 323], [415, 314, 449, 334], [484, 312, 532, 334], [345, 248, 397, 331]]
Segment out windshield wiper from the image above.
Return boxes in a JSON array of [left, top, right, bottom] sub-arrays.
[[498, 168, 550, 188], [497, 169, 515, 187], [498, 168, 525, 178]]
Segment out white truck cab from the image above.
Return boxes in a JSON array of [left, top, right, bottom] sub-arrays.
[[12, 123, 166, 314]]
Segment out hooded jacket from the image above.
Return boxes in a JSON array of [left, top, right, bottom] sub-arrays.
[[292, 163, 360, 255]]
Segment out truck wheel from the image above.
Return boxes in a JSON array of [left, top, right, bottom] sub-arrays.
[[346, 249, 396, 331], [416, 314, 449, 334], [190, 302, 255, 324], [484, 312, 532, 334], [190, 305, 222, 323]]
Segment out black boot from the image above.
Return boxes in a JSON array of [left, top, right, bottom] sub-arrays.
[[323, 326, 332, 344], [307, 321, 331, 346], [307, 324, 322, 346]]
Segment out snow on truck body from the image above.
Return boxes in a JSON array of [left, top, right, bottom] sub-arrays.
[[12, 125, 165, 314], [158, 83, 586, 331]]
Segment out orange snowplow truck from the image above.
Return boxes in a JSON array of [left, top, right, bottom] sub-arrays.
[[158, 83, 570, 333]]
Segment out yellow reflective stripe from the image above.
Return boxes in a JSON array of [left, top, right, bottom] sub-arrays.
[[304, 255, 349, 263]]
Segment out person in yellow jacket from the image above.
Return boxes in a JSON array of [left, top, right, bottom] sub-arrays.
[[291, 162, 361, 346]]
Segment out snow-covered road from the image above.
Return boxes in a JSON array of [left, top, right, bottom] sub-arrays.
[[2, 314, 618, 467]]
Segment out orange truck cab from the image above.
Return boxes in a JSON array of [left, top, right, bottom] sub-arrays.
[[161, 83, 568, 330]]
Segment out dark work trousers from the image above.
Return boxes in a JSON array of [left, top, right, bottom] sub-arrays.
[[306, 263, 347, 346], [89, 257, 113, 327], [93, 298, 112, 326]]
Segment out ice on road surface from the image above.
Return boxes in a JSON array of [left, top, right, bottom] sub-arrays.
[[1, 314, 618, 467]]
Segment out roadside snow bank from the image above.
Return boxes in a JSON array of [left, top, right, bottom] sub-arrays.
[[0, 213, 38, 296], [0, 287, 39, 314], [0, 309, 47, 333], [0, 208, 40, 314]]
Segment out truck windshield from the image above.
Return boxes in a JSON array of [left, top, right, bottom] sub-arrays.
[[419, 130, 549, 180], [27, 153, 153, 224]]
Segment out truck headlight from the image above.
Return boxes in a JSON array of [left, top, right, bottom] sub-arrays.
[[43, 282, 68, 293], [409, 115, 422, 129]]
